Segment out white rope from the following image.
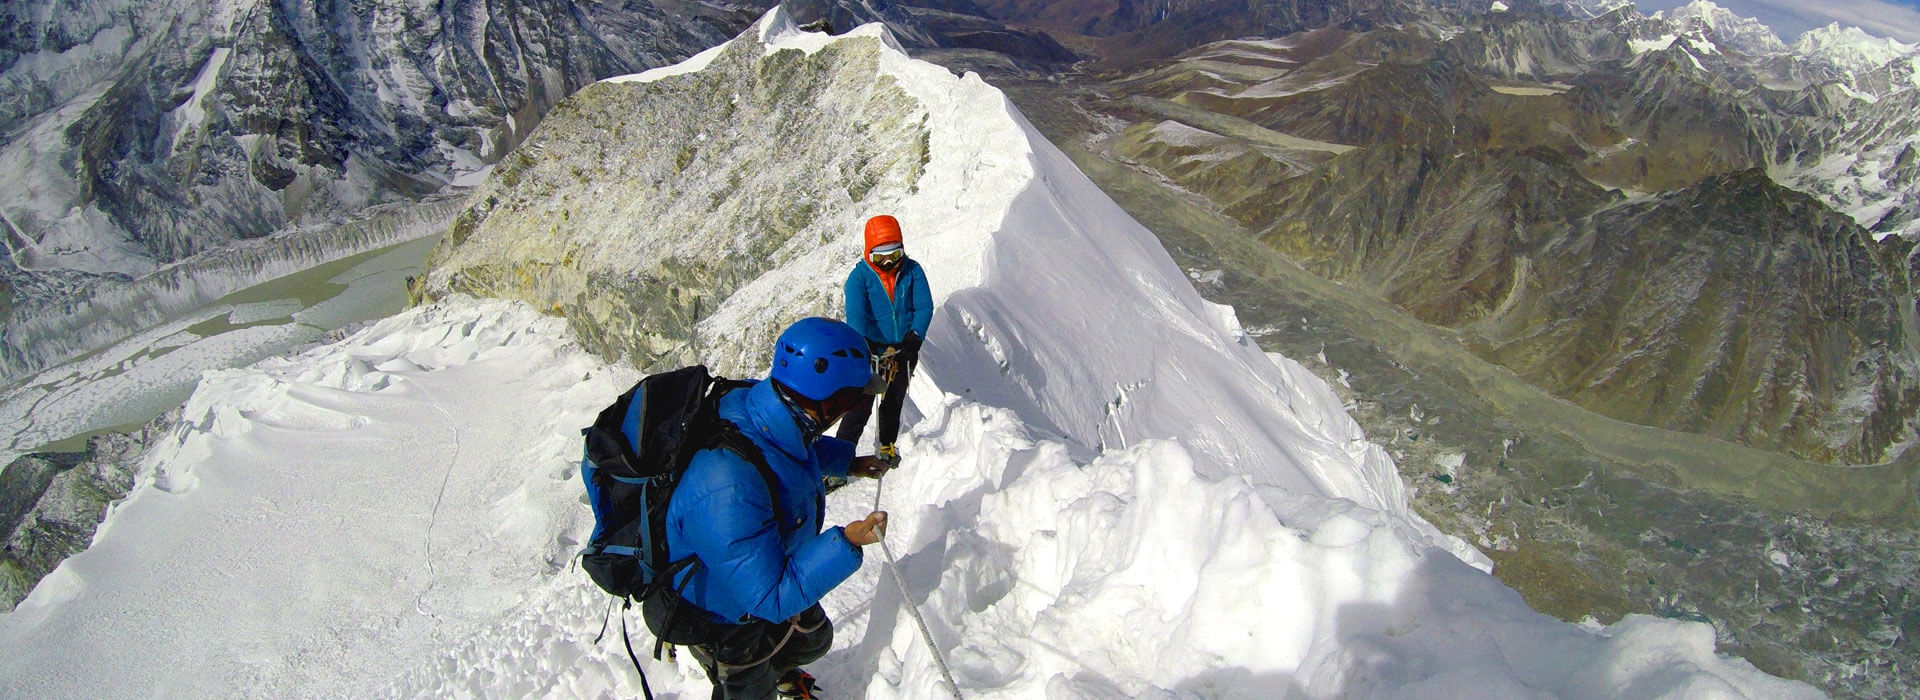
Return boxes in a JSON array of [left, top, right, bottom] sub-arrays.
[[414, 379, 462, 622], [873, 474, 965, 700]]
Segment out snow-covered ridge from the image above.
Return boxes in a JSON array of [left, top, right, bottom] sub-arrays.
[[1603, 2, 1920, 239], [1668, 0, 1787, 56], [1795, 22, 1918, 73], [0, 8, 1824, 697]]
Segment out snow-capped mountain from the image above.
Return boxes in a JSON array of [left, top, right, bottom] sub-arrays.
[[0, 0, 769, 383], [1667, 0, 1788, 57], [1794, 22, 1919, 74], [1553, 0, 1634, 19], [0, 10, 1821, 697]]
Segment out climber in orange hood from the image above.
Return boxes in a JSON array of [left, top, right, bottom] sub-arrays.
[[840, 214, 934, 465]]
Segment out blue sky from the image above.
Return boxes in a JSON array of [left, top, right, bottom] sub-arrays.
[[1634, 0, 1920, 42]]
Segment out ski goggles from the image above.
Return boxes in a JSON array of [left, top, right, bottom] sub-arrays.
[[779, 382, 876, 440], [820, 385, 873, 417], [869, 248, 904, 269]]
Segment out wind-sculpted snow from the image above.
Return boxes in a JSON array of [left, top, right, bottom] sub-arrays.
[[0, 9, 1824, 697], [855, 396, 1813, 698], [1, 298, 624, 695], [0, 292, 1822, 696]]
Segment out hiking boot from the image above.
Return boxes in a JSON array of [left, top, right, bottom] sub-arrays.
[[776, 669, 821, 699], [877, 444, 901, 467]]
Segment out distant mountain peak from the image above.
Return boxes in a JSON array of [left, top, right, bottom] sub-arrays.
[[1793, 22, 1918, 73], [1667, 0, 1787, 57], [1553, 0, 1633, 19]]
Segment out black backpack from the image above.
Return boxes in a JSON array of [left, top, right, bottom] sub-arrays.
[[579, 365, 779, 696]]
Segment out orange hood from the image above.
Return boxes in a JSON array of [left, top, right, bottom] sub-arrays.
[[864, 215, 903, 255], [863, 215, 904, 300]]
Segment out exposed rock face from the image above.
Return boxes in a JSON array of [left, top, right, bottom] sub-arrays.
[[1250, 146, 1615, 326], [1260, 148, 1918, 461], [0, 415, 169, 610], [1466, 171, 1917, 463], [1091, 12, 1920, 463], [4, 0, 766, 272], [418, 19, 932, 376], [0, 0, 769, 380]]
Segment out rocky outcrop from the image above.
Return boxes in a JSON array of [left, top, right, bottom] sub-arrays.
[[0, 0, 769, 380], [418, 15, 933, 376], [1, 414, 170, 610]]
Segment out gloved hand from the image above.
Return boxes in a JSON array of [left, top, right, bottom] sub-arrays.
[[899, 332, 923, 360]]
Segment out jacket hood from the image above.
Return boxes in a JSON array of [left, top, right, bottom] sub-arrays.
[[722, 379, 811, 464], [864, 215, 903, 255]]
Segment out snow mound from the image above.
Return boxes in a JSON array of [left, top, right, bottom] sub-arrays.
[[0, 289, 1824, 696], [0, 8, 1824, 699]]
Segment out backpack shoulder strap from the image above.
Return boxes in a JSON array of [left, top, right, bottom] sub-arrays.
[[705, 418, 785, 528], [693, 379, 785, 527]]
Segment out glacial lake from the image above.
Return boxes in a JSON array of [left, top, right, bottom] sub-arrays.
[[1, 234, 442, 462]]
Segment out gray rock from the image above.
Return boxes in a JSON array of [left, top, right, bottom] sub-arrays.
[[1, 411, 172, 610], [0, 0, 771, 382], [420, 19, 932, 376]]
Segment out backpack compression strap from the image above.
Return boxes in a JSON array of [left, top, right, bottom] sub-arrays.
[[636, 420, 788, 679]]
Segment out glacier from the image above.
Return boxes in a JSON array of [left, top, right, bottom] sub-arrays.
[[0, 8, 1821, 698]]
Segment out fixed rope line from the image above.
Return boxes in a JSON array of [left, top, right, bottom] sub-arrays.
[[415, 378, 463, 623], [873, 473, 965, 700]]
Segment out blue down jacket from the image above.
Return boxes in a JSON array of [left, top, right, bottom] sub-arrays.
[[665, 379, 861, 624], [845, 258, 933, 345]]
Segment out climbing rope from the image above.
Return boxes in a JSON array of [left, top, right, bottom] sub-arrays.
[[873, 473, 965, 700], [414, 378, 462, 623]]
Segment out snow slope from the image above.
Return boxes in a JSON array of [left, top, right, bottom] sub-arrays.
[[0, 10, 1822, 699]]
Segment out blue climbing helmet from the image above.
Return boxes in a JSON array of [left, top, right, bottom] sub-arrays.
[[770, 317, 872, 400]]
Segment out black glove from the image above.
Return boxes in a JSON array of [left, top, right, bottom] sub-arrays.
[[900, 332, 924, 359]]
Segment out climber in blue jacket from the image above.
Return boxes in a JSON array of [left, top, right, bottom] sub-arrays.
[[839, 214, 934, 465], [644, 317, 892, 700]]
